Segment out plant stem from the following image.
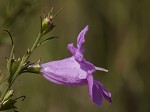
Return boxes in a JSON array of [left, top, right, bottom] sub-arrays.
[[0, 33, 43, 101], [11, 33, 43, 84]]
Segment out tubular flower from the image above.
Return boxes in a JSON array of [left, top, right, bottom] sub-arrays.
[[40, 25, 112, 105]]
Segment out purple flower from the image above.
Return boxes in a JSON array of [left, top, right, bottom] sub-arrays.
[[40, 25, 112, 105]]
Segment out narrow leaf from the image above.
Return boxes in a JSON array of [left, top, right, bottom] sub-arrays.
[[53, 8, 63, 18], [4, 30, 15, 71], [37, 36, 59, 47], [50, 7, 54, 13], [3, 30, 14, 45]]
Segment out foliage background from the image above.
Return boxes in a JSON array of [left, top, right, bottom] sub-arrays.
[[0, 0, 150, 112]]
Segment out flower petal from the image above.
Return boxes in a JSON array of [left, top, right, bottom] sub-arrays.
[[67, 25, 88, 62], [68, 43, 84, 62], [97, 81, 112, 103], [68, 43, 77, 55], [87, 74, 103, 105], [40, 57, 87, 86], [77, 25, 89, 51]]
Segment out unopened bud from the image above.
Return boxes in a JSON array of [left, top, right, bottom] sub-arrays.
[[42, 17, 55, 35]]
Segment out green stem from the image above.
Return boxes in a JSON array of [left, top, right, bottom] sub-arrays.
[[0, 33, 43, 101], [11, 33, 43, 84], [30, 33, 43, 52]]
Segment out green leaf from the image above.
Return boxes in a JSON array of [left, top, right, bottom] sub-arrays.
[[3, 30, 15, 72], [3, 30, 14, 45], [37, 36, 59, 47], [53, 8, 63, 18]]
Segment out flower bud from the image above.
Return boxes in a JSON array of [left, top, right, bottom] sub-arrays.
[[42, 17, 55, 35]]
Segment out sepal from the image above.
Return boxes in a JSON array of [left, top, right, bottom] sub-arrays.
[[24, 60, 41, 74]]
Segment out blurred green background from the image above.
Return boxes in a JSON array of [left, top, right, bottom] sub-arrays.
[[0, 0, 150, 112]]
